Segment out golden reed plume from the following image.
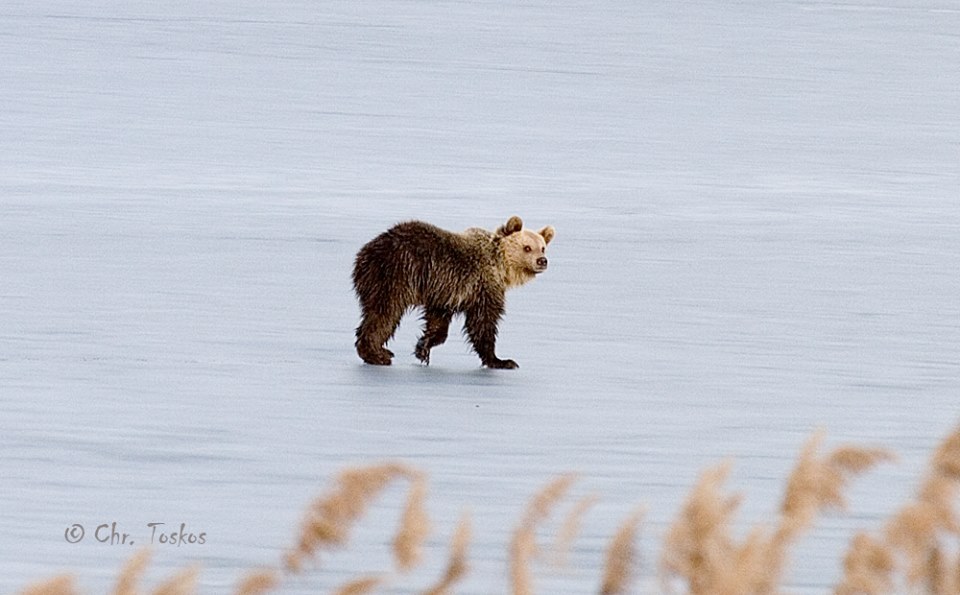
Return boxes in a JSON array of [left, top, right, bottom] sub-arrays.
[[779, 432, 894, 538], [509, 474, 578, 595], [18, 576, 77, 595], [234, 570, 279, 595], [835, 425, 960, 594], [659, 461, 748, 594], [394, 474, 431, 572], [551, 495, 599, 567], [599, 508, 643, 595], [149, 567, 199, 595], [284, 462, 417, 572], [114, 549, 152, 595], [660, 431, 892, 595], [421, 513, 471, 595], [330, 576, 383, 595]]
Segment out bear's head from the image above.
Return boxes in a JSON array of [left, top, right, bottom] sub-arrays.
[[496, 216, 555, 289]]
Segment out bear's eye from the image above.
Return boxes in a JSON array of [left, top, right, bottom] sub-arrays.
[[523, 245, 532, 253]]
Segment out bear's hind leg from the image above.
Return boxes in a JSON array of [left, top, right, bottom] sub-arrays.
[[464, 299, 518, 370], [355, 305, 404, 365], [415, 308, 453, 365]]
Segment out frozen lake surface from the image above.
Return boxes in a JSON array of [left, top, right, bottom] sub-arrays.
[[2, 1, 959, 592]]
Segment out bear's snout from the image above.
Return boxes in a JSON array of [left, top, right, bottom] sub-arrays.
[[536, 256, 548, 269]]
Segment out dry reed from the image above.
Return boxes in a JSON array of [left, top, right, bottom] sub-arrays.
[[599, 509, 644, 595], [835, 426, 960, 594], [551, 495, 599, 567], [932, 428, 960, 479], [421, 513, 471, 595], [661, 432, 892, 595], [509, 474, 578, 595], [660, 461, 742, 594], [509, 520, 538, 595], [18, 425, 960, 595], [780, 433, 894, 538], [764, 432, 894, 591], [285, 462, 417, 573], [114, 549, 152, 595], [150, 567, 200, 595], [394, 474, 431, 572], [834, 532, 895, 595], [924, 546, 960, 595], [18, 576, 77, 595], [234, 570, 280, 595], [330, 576, 383, 595]]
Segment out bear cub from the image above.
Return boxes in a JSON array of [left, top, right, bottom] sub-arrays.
[[352, 216, 555, 369]]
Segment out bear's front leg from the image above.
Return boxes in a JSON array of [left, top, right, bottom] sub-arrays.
[[464, 299, 518, 370], [486, 357, 519, 370], [415, 308, 453, 365]]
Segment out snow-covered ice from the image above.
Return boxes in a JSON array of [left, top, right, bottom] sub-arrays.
[[2, 1, 958, 592]]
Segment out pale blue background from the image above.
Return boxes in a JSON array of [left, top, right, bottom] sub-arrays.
[[2, 1, 958, 592]]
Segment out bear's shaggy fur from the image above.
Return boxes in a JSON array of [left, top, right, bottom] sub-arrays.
[[352, 216, 555, 369]]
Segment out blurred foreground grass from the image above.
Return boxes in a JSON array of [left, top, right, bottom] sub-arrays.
[[20, 425, 960, 595]]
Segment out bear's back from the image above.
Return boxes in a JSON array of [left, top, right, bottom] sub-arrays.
[[369, 221, 497, 307], [387, 221, 476, 261]]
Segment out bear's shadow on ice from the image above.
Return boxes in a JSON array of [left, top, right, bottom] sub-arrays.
[[351, 361, 516, 389]]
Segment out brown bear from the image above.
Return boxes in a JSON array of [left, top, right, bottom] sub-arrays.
[[352, 216, 555, 369]]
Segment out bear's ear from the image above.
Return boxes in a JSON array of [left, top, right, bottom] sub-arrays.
[[496, 216, 523, 238], [539, 225, 555, 245]]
